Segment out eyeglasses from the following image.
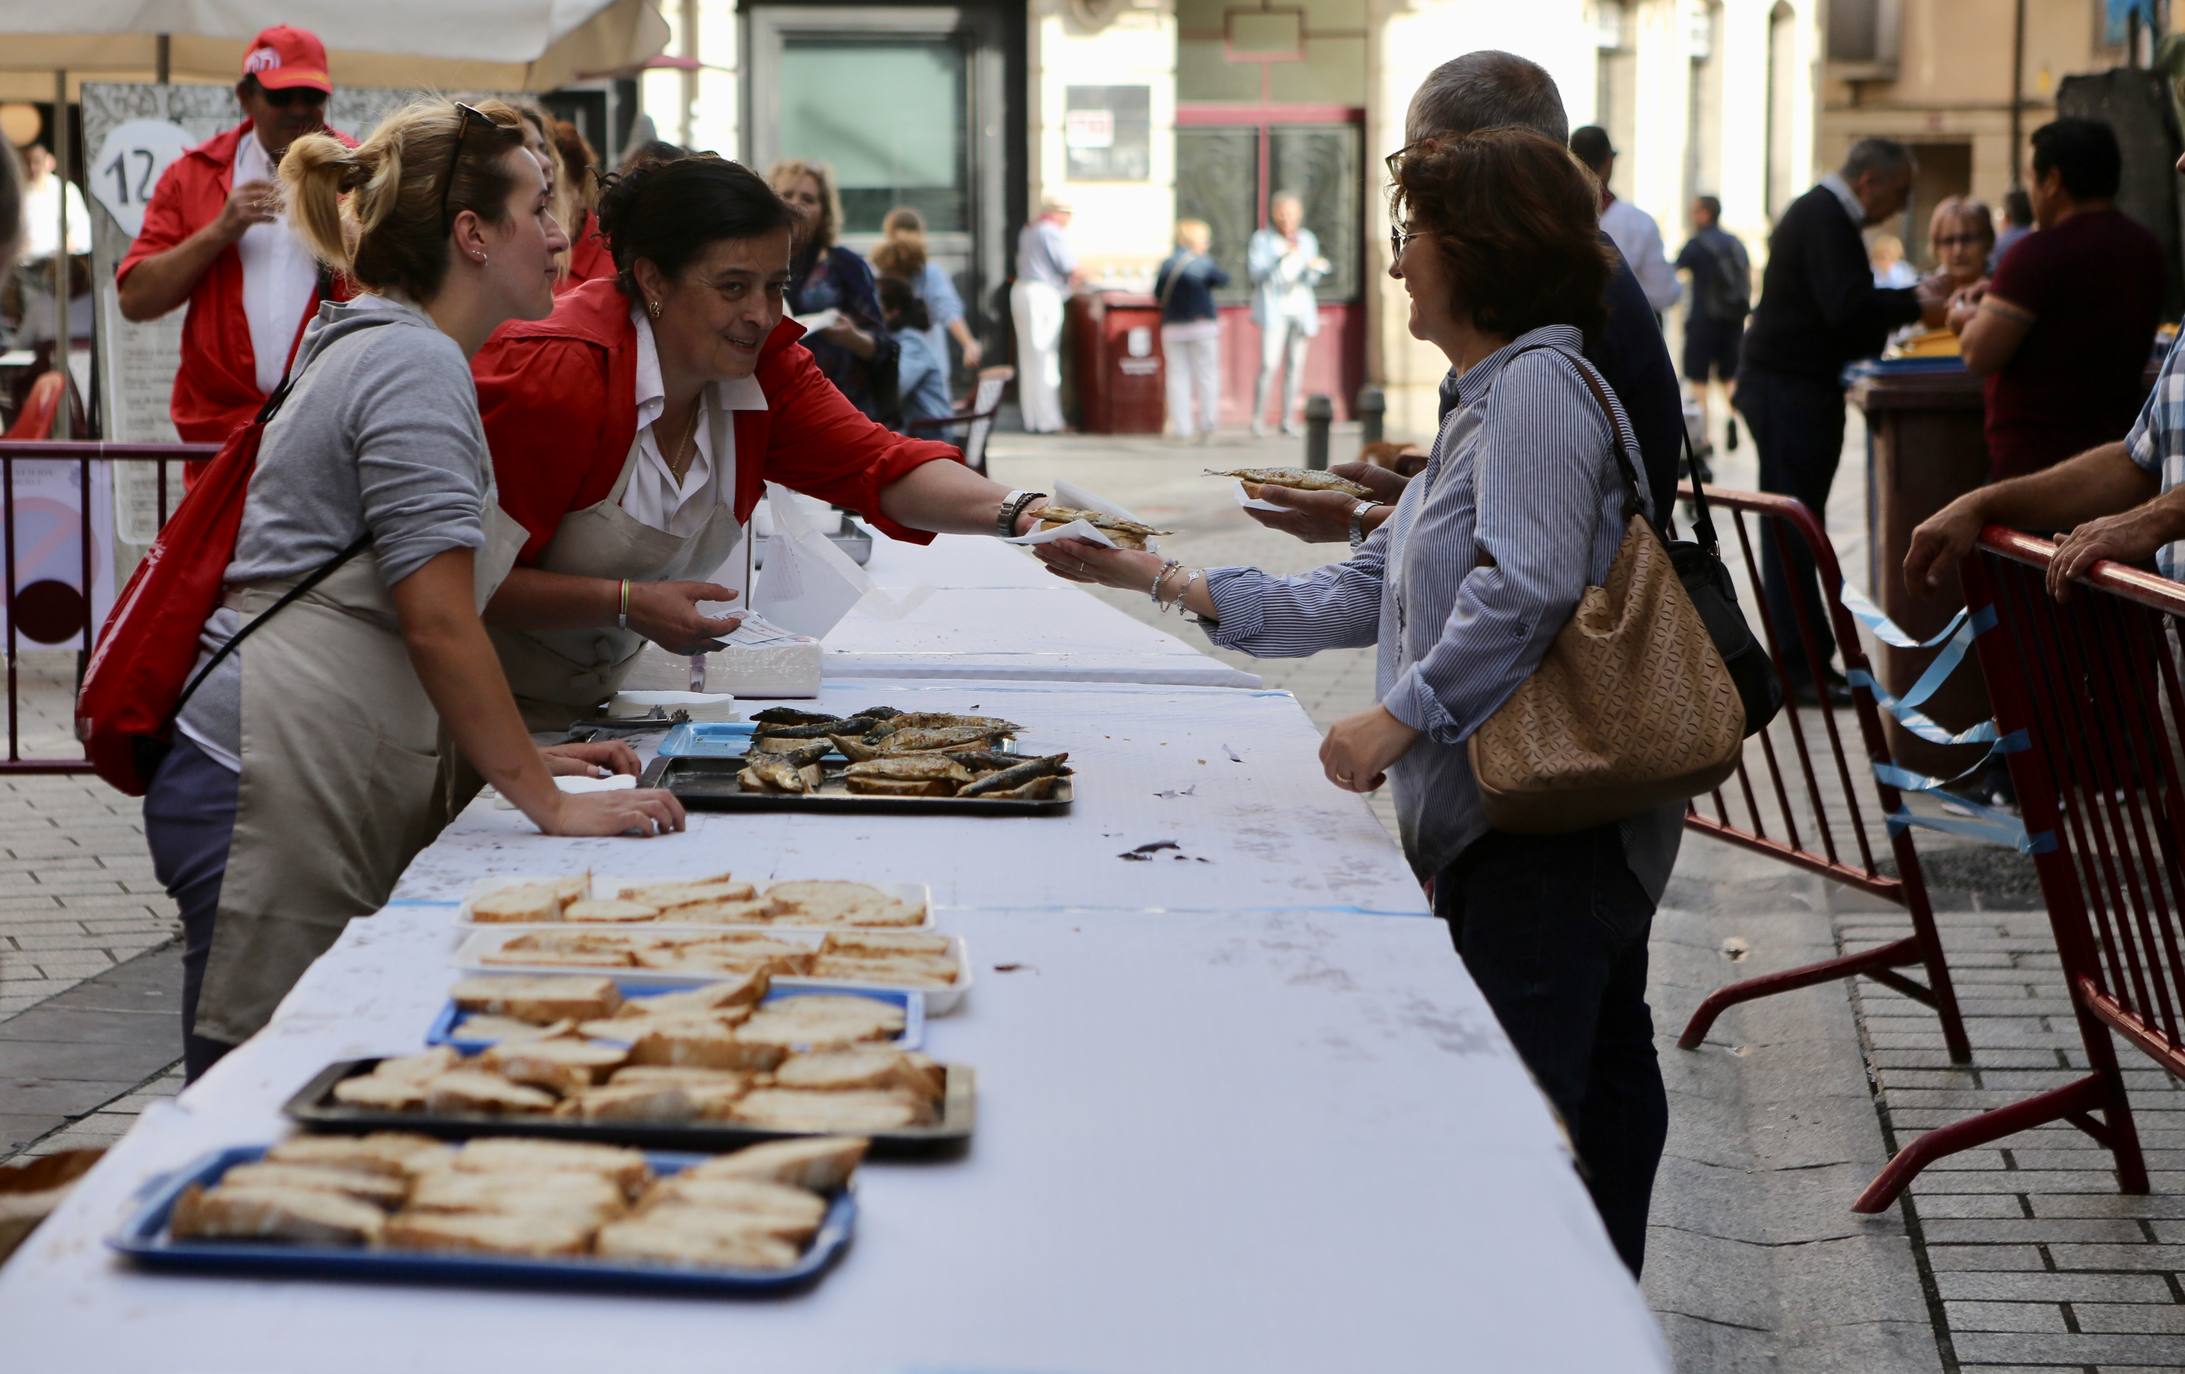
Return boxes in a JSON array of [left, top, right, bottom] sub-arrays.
[[263, 86, 327, 110], [1932, 234, 1988, 248], [439, 102, 486, 231], [1383, 138, 1436, 178], [1389, 223, 1430, 260]]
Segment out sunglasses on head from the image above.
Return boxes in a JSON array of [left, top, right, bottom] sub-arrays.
[[263, 86, 327, 110]]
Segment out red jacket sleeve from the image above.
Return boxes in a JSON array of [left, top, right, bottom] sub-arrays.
[[758, 342, 961, 544], [116, 159, 196, 285], [475, 336, 619, 564]]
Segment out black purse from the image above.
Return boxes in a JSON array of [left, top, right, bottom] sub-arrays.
[[1668, 429, 1782, 737]]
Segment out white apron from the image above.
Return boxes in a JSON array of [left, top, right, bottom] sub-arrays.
[[490, 409, 746, 733], [195, 502, 525, 1045]]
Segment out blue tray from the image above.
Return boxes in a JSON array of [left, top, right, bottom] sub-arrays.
[[656, 721, 763, 758], [109, 1144, 856, 1294], [426, 981, 925, 1053]]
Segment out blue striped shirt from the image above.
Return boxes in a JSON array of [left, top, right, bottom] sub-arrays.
[[1204, 324, 1684, 888], [2125, 332, 2185, 581]]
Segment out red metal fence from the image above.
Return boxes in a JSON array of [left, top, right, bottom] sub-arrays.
[[1675, 486, 1971, 1061], [1, 441, 216, 771], [1853, 525, 2185, 1210]]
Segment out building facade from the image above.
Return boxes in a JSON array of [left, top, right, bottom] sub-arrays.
[[636, 0, 1825, 437]]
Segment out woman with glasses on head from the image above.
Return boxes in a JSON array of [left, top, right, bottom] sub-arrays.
[[469, 153, 1057, 734], [140, 99, 687, 1083], [1035, 127, 1681, 1277]]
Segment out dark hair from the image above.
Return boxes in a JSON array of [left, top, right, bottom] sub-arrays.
[[2003, 187, 2034, 226], [595, 153, 797, 295], [2031, 117, 2123, 201], [1391, 127, 1613, 341], [1568, 125, 1614, 171], [1841, 137, 1915, 183], [1406, 50, 1568, 144], [877, 274, 931, 332], [618, 140, 687, 176], [1695, 194, 1722, 222]]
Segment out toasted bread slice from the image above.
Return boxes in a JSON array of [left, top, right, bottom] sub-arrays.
[[368, 1046, 463, 1083], [216, 1162, 411, 1209], [611, 1066, 752, 1088], [469, 883, 567, 924], [559, 1082, 698, 1122], [644, 1177, 830, 1239], [733, 1088, 925, 1132], [687, 1137, 868, 1192], [628, 1024, 787, 1072], [332, 1075, 431, 1111], [615, 873, 736, 903], [548, 872, 593, 904], [808, 954, 959, 987], [480, 1039, 629, 1093], [772, 1047, 932, 1097], [664, 899, 779, 925], [593, 1215, 799, 1270], [642, 880, 761, 910], [619, 973, 768, 1020], [562, 898, 662, 925], [820, 931, 951, 958], [171, 1183, 387, 1245], [262, 1133, 452, 1178], [381, 1210, 594, 1258], [422, 1070, 558, 1116], [449, 1139, 652, 1196], [451, 1013, 581, 1044], [450, 975, 622, 1023], [741, 996, 903, 1043], [405, 1169, 625, 1224]]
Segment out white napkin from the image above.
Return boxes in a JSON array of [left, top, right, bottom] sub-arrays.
[[1232, 479, 1287, 513], [1002, 479, 1163, 553]]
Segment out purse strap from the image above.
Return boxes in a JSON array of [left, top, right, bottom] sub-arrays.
[[165, 377, 374, 725], [1507, 343, 1647, 528]]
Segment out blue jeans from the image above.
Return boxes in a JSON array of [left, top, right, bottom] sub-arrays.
[[1434, 823, 1667, 1276], [141, 736, 240, 1083]]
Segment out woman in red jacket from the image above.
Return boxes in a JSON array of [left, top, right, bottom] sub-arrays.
[[473, 154, 1052, 727]]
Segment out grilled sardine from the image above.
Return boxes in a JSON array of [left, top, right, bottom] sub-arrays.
[[958, 752, 1070, 798], [1206, 467, 1374, 500]]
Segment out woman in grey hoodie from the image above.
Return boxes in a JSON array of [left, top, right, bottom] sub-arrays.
[[141, 99, 686, 1081]]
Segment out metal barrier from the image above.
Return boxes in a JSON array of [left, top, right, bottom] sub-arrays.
[[1, 440, 217, 771], [1674, 485, 1972, 1063], [1852, 525, 2182, 1212]]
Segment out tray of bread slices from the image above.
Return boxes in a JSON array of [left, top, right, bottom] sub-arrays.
[[454, 874, 971, 1015], [111, 1134, 866, 1290], [284, 975, 972, 1155]]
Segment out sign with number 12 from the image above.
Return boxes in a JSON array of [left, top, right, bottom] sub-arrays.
[[88, 119, 195, 238]]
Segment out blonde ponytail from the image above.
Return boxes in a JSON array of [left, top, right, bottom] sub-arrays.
[[275, 97, 523, 301], [280, 131, 367, 274]]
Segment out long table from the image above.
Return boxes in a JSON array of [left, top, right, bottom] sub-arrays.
[[0, 536, 1672, 1371]]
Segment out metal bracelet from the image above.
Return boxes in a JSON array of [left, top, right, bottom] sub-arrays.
[[1173, 567, 1208, 619], [616, 578, 631, 630], [1148, 559, 1183, 605], [998, 489, 1047, 538]]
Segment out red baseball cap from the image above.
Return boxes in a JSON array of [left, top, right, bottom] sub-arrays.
[[240, 26, 332, 94]]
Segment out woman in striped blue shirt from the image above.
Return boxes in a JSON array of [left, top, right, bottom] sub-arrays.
[[1040, 127, 1681, 1276]]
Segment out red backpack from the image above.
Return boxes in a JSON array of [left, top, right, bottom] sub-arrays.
[[75, 381, 365, 795]]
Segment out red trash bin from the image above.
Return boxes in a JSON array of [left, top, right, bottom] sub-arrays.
[[1067, 290, 1166, 434]]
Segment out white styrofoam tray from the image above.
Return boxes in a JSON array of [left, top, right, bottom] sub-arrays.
[[456, 876, 933, 933]]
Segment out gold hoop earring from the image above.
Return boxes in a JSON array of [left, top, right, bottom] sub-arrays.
[[648, 299, 662, 320]]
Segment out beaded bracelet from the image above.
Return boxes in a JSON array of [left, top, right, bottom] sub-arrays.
[[1148, 559, 1182, 605]]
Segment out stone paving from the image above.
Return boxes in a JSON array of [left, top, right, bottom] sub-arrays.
[[0, 418, 2181, 1370]]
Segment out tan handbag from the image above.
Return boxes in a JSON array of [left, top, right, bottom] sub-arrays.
[[1466, 352, 1745, 834]]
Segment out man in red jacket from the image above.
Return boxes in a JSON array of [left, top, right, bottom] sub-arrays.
[[116, 26, 351, 454]]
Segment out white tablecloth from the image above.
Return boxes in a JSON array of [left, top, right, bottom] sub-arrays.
[[824, 533, 1262, 687], [0, 902, 1669, 1372], [397, 679, 1423, 915]]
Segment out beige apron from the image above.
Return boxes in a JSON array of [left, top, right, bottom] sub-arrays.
[[490, 408, 746, 733], [195, 503, 525, 1045]]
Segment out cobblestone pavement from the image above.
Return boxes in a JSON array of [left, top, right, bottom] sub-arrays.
[[1, 417, 2180, 1370]]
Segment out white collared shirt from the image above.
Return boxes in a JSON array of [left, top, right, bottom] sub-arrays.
[[233, 132, 322, 396], [1819, 172, 1868, 229], [625, 302, 768, 536]]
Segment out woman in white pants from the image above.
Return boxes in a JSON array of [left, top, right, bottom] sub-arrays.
[[1155, 219, 1229, 440], [1011, 200, 1078, 432]]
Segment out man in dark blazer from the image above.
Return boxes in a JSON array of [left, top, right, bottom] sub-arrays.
[[1739, 138, 1945, 699]]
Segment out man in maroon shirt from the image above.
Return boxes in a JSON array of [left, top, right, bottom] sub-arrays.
[[1950, 117, 2164, 482]]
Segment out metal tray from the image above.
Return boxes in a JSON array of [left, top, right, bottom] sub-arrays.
[[659, 722, 1023, 761], [642, 754, 1073, 816], [284, 1061, 976, 1157], [448, 935, 973, 1018], [424, 980, 928, 1052], [753, 513, 873, 568], [109, 1144, 856, 1294]]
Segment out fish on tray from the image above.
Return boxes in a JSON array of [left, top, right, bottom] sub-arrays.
[[958, 753, 1071, 799], [737, 754, 823, 794], [1031, 507, 1168, 550], [1205, 467, 1375, 500]]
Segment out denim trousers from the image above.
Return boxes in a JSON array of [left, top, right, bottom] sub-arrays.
[[1433, 822, 1668, 1276], [141, 736, 242, 1083]]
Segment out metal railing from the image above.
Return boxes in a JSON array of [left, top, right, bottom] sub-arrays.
[[1854, 525, 2185, 1211], [1674, 485, 1971, 1062], [1, 440, 217, 771]]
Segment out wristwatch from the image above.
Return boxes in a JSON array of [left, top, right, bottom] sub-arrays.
[[998, 489, 1048, 538], [1348, 499, 1383, 549]]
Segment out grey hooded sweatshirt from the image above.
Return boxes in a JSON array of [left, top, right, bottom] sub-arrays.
[[175, 292, 492, 771]]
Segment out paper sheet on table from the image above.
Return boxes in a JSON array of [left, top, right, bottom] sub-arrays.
[[754, 483, 924, 638], [1232, 479, 1288, 513], [1001, 479, 1163, 553]]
